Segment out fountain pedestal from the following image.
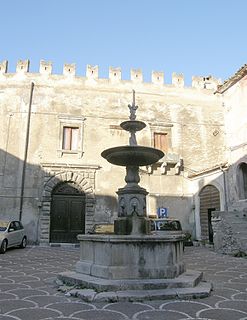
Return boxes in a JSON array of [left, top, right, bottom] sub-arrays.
[[115, 164, 150, 235]]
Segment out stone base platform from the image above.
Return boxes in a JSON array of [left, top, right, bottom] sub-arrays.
[[58, 270, 212, 302], [57, 233, 212, 301]]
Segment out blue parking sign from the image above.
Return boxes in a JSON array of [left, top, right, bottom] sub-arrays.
[[157, 207, 168, 218]]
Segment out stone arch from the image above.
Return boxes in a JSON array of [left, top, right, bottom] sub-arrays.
[[40, 171, 95, 244], [199, 184, 220, 242], [52, 181, 86, 195]]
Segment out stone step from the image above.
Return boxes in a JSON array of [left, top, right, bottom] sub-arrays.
[[65, 281, 212, 302], [58, 269, 203, 291]]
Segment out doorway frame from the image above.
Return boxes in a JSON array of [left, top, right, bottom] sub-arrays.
[[50, 182, 86, 243], [198, 184, 221, 242], [39, 167, 98, 245]]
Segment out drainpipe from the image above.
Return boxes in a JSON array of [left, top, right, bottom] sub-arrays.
[[19, 82, 35, 221], [220, 165, 228, 212]]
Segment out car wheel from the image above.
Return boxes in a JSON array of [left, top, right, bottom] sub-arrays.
[[20, 237, 27, 249], [0, 239, 7, 254]]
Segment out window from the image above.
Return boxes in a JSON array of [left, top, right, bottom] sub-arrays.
[[62, 127, 79, 150], [154, 132, 168, 153], [57, 116, 86, 158]]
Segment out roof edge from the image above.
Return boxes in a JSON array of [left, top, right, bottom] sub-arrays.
[[215, 63, 247, 94]]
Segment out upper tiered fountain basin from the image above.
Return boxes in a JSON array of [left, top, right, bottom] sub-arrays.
[[120, 120, 146, 132], [101, 145, 164, 166]]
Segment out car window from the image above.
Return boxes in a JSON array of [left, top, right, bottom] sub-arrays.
[[152, 219, 182, 231], [157, 221, 171, 230], [14, 221, 21, 230], [169, 221, 181, 230], [9, 222, 16, 231]]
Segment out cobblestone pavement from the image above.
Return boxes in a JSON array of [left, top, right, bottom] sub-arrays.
[[0, 245, 247, 320]]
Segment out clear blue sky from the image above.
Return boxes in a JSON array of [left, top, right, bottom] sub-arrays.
[[1, 0, 246, 85]]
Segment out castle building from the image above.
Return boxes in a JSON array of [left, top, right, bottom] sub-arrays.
[[0, 59, 246, 249]]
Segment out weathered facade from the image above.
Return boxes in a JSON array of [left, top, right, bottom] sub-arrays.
[[211, 65, 247, 254], [0, 59, 245, 247]]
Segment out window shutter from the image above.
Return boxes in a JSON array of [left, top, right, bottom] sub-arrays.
[[71, 128, 79, 150], [154, 132, 168, 152], [63, 127, 72, 150]]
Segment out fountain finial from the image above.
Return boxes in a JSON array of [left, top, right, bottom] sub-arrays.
[[128, 90, 138, 120]]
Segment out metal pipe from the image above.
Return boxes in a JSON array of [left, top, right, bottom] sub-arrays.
[[220, 165, 228, 211], [19, 82, 34, 221]]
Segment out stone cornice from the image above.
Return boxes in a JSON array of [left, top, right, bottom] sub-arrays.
[[41, 162, 101, 170]]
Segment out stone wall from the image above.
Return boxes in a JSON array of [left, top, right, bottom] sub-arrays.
[[212, 211, 247, 255], [0, 60, 226, 243]]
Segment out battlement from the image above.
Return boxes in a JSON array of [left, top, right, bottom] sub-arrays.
[[0, 59, 221, 89]]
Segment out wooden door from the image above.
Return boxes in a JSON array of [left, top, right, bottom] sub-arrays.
[[50, 183, 85, 243], [199, 185, 220, 242]]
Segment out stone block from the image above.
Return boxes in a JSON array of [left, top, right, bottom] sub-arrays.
[[76, 289, 97, 302], [94, 291, 118, 302]]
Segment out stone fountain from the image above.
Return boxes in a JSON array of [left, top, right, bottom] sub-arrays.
[[102, 90, 164, 236], [58, 91, 212, 301]]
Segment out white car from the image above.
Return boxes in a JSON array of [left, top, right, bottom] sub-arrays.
[[0, 220, 27, 254]]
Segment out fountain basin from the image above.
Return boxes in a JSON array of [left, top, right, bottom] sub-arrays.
[[120, 120, 146, 132], [101, 146, 164, 166], [74, 233, 185, 280]]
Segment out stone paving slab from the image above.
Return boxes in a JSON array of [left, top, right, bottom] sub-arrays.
[[0, 245, 247, 320]]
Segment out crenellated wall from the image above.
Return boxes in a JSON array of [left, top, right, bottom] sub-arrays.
[[0, 59, 221, 90]]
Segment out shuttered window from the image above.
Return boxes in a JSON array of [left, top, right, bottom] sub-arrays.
[[62, 127, 79, 150], [154, 132, 168, 152]]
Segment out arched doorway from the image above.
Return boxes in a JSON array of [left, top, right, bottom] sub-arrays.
[[199, 185, 220, 243], [50, 182, 86, 243]]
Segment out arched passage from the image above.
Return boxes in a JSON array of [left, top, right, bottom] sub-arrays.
[[50, 181, 86, 243], [199, 184, 220, 243]]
